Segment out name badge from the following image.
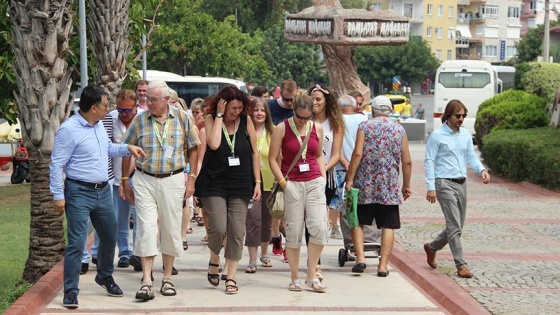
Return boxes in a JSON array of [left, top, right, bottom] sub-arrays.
[[260, 160, 264, 169], [164, 146, 174, 159], [228, 156, 241, 167], [299, 163, 310, 172]]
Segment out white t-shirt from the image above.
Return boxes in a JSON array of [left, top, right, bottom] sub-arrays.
[[111, 108, 144, 184], [336, 113, 368, 171], [321, 118, 333, 162]]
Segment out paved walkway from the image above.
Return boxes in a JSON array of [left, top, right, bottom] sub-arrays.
[[5, 143, 560, 314]]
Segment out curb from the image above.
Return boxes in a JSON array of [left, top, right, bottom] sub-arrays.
[[3, 261, 63, 315], [389, 245, 490, 315]]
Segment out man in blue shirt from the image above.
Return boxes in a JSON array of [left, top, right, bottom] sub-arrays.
[[268, 79, 297, 125], [50, 85, 145, 309], [423, 99, 490, 279]]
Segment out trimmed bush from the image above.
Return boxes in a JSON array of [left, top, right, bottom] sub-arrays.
[[474, 90, 549, 146], [520, 62, 560, 108], [482, 127, 560, 191]]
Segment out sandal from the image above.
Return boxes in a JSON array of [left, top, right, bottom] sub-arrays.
[[225, 279, 238, 295], [160, 278, 177, 296], [305, 278, 327, 292], [207, 262, 220, 287], [288, 279, 302, 291], [135, 284, 155, 300], [190, 215, 198, 223], [260, 256, 273, 267], [196, 216, 205, 226], [201, 235, 208, 242], [182, 241, 188, 251], [245, 263, 257, 273], [186, 227, 193, 234]]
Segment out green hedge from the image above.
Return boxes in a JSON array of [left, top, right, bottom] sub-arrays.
[[482, 127, 560, 191], [474, 90, 549, 147], [520, 62, 560, 109]]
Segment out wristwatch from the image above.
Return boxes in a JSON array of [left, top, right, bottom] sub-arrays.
[[190, 173, 198, 179], [216, 113, 224, 118]]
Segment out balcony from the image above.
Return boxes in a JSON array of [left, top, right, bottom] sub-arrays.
[[456, 39, 470, 48], [521, 10, 537, 19], [457, 0, 471, 5]]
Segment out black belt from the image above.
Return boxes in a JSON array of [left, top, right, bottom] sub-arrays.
[[443, 178, 466, 184], [136, 167, 184, 178], [66, 178, 108, 190]]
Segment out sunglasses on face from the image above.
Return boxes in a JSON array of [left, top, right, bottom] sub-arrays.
[[294, 112, 313, 120], [117, 108, 134, 114], [282, 96, 293, 103], [454, 114, 467, 119]]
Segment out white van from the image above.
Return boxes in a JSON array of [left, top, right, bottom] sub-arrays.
[[138, 70, 247, 106]]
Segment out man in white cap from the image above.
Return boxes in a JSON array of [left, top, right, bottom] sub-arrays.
[[345, 95, 412, 276]]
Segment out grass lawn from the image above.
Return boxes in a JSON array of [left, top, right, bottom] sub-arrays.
[[0, 183, 32, 313]]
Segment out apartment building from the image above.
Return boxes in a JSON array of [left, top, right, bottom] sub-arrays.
[[520, 0, 560, 36]]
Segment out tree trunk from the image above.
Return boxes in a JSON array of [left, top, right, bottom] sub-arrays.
[[87, 0, 132, 109], [321, 44, 370, 101], [9, 0, 74, 283]]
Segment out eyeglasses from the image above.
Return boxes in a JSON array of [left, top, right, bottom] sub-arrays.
[[146, 96, 165, 103], [454, 114, 467, 119], [116, 108, 134, 114], [282, 96, 293, 103], [294, 112, 313, 120]]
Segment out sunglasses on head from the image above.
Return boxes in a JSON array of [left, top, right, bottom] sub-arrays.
[[454, 114, 467, 119], [117, 108, 134, 114], [294, 112, 313, 120]]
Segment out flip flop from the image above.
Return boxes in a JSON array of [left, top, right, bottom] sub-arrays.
[[260, 257, 273, 267], [244, 263, 257, 273]]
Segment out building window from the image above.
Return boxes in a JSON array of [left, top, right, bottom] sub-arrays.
[[478, 5, 499, 18], [427, 27, 432, 37], [447, 50, 452, 60], [508, 6, 520, 18], [484, 45, 498, 57], [436, 27, 443, 39], [436, 49, 442, 60], [404, 3, 413, 18], [427, 4, 433, 15], [529, 1, 537, 11], [506, 45, 517, 57], [370, 3, 382, 10], [438, 5, 443, 16], [449, 6, 454, 18], [448, 28, 455, 39]]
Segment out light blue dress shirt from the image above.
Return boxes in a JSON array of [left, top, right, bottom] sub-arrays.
[[424, 123, 485, 191], [49, 112, 130, 200]]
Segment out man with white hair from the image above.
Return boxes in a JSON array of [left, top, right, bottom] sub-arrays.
[[345, 95, 412, 276], [121, 80, 200, 300], [333, 95, 380, 252]]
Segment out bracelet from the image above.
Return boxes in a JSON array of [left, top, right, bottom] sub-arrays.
[[121, 177, 129, 180], [279, 178, 286, 184], [255, 180, 261, 183]]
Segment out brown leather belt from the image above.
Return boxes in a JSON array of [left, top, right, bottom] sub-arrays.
[[136, 167, 184, 178], [443, 178, 466, 184]]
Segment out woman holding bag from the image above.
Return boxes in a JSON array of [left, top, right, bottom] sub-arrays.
[[268, 94, 328, 292]]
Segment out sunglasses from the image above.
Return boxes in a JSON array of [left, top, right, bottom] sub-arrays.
[[294, 112, 313, 120], [282, 96, 293, 103], [117, 108, 134, 114], [454, 114, 467, 119]]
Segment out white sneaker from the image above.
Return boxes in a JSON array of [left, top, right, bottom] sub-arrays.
[[330, 225, 343, 239]]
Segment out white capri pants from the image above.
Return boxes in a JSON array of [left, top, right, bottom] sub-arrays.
[[132, 171, 185, 258], [283, 177, 328, 248]]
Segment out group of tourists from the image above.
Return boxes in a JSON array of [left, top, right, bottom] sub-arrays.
[[50, 77, 490, 309]]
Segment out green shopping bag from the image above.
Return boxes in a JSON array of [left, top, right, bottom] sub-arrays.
[[345, 187, 359, 229]]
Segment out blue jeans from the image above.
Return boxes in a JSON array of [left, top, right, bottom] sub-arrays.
[[64, 180, 117, 293], [113, 184, 133, 258], [81, 179, 114, 262]]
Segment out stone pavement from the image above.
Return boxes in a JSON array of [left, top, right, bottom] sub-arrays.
[[5, 142, 560, 314]]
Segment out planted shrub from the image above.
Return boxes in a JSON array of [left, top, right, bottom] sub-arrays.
[[482, 127, 560, 191], [474, 90, 549, 146], [520, 62, 560, 108]]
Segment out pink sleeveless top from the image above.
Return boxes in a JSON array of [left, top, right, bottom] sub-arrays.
[[281, 120, 321, 181]]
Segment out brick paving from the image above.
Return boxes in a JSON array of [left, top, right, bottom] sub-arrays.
[[399, 144, 560, 315]]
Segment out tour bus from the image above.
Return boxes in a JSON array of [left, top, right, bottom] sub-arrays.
[[138, 70, 247, 105], [433, 60, 501, 135]]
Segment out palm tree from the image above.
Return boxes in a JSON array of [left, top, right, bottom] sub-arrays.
[[87, 0, 131, 108], [9, 0, 74, 283]]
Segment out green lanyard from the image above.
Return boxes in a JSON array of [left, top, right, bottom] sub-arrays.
[[288, 117, 310, 162], [152, 117, 170, 147], [222, 122, 237, 155], [257, 129, 266, 153]]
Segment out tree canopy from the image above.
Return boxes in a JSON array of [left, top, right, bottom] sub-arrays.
[[514, 18, 560, 64], [354, 35, 440, 85]]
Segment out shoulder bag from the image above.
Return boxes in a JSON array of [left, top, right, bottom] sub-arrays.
[[267, 121, 312, 219]]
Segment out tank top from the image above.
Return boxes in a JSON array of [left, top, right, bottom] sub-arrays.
[[280, 119, 321, 182]]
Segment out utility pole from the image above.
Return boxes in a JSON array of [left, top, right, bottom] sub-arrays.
[[79, 0, 87, 88], [543, 0, 550, 62]]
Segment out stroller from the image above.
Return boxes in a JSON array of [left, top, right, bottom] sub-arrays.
[[337, 205, 382, 267]]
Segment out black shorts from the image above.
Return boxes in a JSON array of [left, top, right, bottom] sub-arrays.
[[356, 203, 400, 229], [325, 187, 336, 205]]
